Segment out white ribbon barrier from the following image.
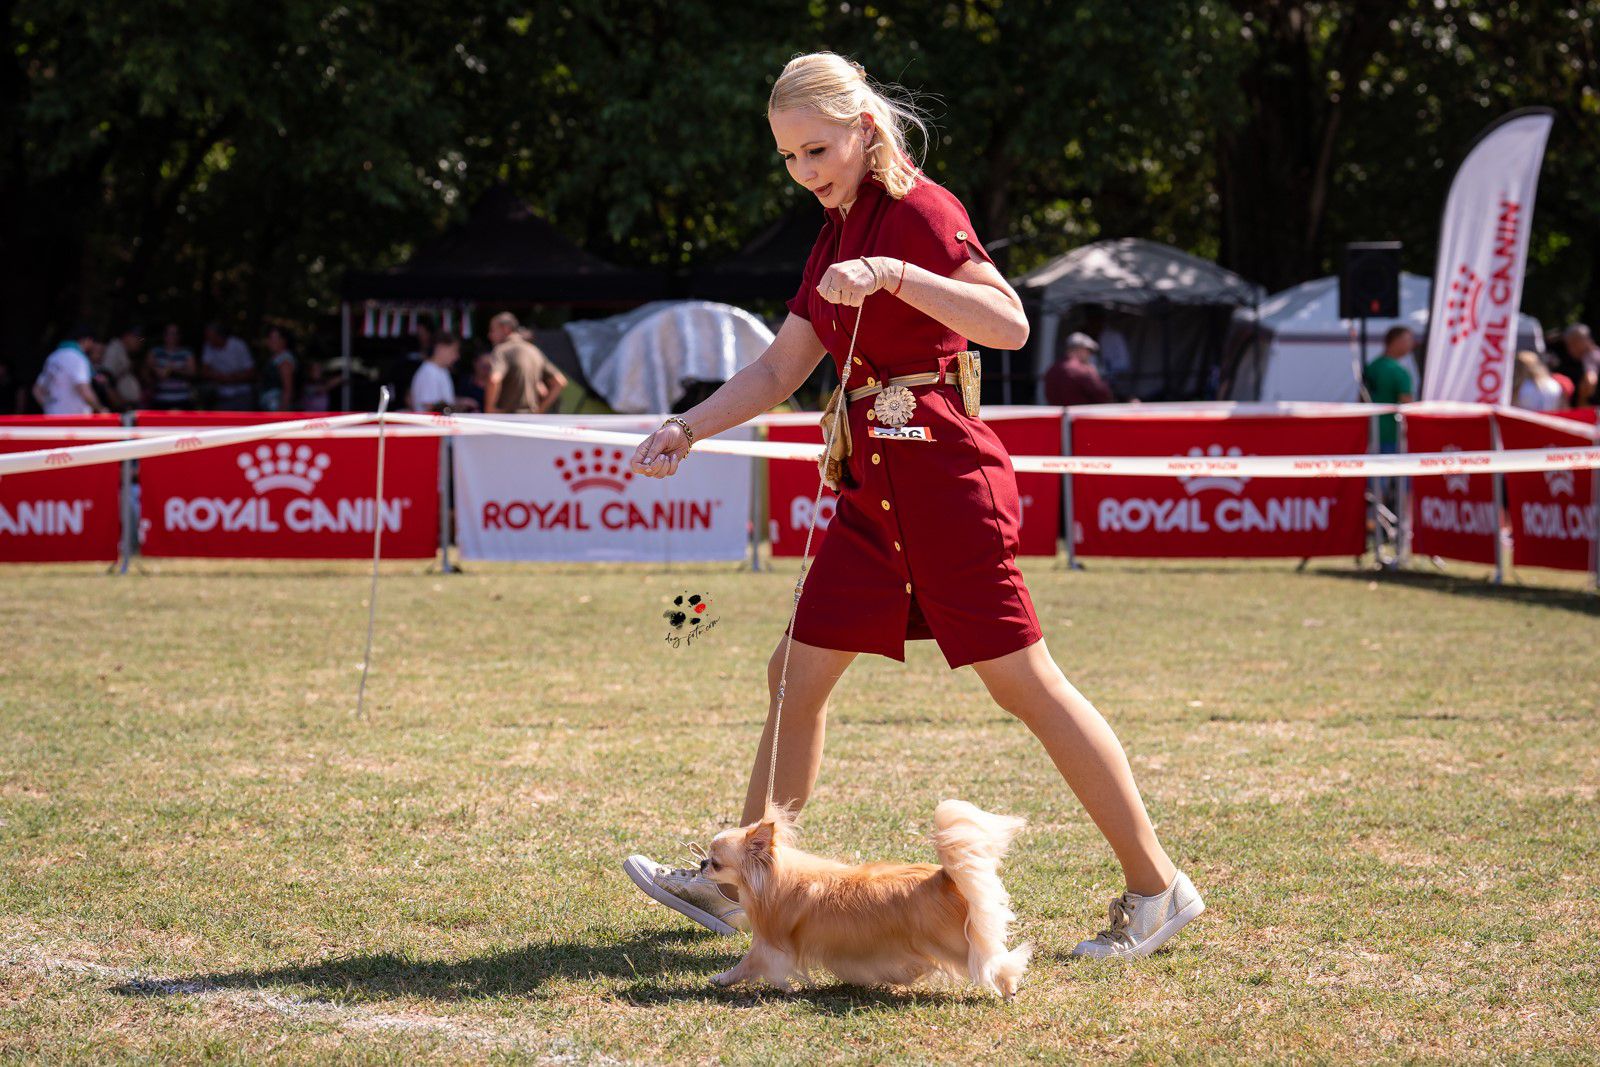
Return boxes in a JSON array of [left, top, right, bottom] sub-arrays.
[[0, 412, 378, 477], [3, 407, 1597, 481], [385, 412, 1600, 479]]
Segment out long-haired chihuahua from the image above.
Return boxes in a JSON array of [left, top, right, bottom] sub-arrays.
[[701, 800, 1030, 998]]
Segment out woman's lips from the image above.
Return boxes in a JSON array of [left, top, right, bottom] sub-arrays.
[[814, 182, 833, 199]]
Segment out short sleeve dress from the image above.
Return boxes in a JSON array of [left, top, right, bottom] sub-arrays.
[[781, 170, 1044, 669]]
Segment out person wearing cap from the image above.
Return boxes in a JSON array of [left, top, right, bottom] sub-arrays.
[[1043, 331, 1114, 407]]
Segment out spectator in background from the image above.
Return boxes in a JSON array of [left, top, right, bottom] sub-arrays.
[[1565, 324, 1597, 407], [300, 359, 339, 412], [458, 350, 493, 412], [1512, 350, 1564, 412], [485, 311, 566, 414], [406, 317, 435, 368], [202, 323, 256, 410], [259, 326, 297, 411], [99, 324, 146, 410], [1363, 325, 1414, 518], [407, 330, 477, 412], [32, 324, 107, 415], [145, 323, 196, 410], [1043, 331, 1114, 407]]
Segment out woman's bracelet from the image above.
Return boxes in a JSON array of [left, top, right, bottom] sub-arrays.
[[890, 257, 907, 296], [860, 255, 880, 293], [662, 415, 696, 450]]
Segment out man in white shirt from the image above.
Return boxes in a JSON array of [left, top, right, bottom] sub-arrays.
[[32, 326, 107, 415], [407, 331, 471, 412], [201, 322, 257, 410]]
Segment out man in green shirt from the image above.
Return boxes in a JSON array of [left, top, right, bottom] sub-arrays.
[[1363, 325, 1416, 523]]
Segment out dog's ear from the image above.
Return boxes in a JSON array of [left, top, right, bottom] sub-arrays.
[[746, 818, 778, 854]]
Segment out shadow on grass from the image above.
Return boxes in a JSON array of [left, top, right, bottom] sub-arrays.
[[1314, 565, 1600, 617], [110, 929, 968, 1011]]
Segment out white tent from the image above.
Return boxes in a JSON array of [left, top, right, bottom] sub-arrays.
[[562, 300, 773, 414], [1226, 272, 1545, 402]]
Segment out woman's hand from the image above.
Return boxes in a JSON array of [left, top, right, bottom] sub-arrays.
[[631, 423, 690, 478], [816, 257, 885, 307]]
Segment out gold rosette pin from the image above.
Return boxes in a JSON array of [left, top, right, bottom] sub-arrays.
[[873, 384, 916, 427]]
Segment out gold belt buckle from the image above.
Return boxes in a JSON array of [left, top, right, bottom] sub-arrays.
[[956, 351, 981, 418], [873, 383, 917, 427]]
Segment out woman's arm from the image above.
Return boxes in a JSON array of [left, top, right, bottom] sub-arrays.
[[816, 254, 1030, 350], [630, 313, 825, 478]]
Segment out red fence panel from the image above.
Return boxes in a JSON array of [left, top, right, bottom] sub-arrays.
[[1404, 412, 1496, 565], [1500, 412, 1595, 572], [0, 415, 122, 563], [137, 411, 438, 559], [1072, 414, 1368, 558]]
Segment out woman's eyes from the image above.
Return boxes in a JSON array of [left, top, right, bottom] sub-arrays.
[[781, 148, 826, 162]]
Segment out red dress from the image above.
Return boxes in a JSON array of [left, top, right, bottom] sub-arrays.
[[782, 171, 1044, 669]]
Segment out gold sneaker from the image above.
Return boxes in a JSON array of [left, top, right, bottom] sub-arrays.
[[623, 848, 748, 935]]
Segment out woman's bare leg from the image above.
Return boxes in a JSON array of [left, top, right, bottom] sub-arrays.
[[969, 636, 1177, 896], [739, 634, 858, 826]]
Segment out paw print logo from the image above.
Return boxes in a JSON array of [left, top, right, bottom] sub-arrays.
[[1445, 264, 1485, 344], [1178, 444, 1250, 496], [556, 447, 632, 493], [663, 591, 720, 647]]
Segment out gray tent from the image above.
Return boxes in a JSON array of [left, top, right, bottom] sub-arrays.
[[1013, 238, 1266, 402]]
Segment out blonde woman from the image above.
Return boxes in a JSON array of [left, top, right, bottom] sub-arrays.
[[622, 52, 1203, 960], [1512, 350, 1564, 412]]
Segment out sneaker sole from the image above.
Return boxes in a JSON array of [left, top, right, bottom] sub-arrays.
[[1070, 896, 1205, 960], [622, 856, 739, 936]]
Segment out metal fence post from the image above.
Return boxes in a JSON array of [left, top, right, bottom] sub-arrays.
[[1397, 409, 1412, 568], [437, 433, 456, 574], [1062, 408, 1079, 571], [117, 411, 136, 575], [1489, 414, 1506, 585]]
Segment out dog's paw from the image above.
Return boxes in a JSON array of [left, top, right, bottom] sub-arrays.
[[709, 969, 742, 988]]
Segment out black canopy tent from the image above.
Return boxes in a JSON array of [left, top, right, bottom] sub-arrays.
[[338, 185, 672, 408], [686, 204, 822, 303], [1011, 238, 1266, 402]]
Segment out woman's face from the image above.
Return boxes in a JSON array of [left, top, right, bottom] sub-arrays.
[[770, 107, 872, 212]]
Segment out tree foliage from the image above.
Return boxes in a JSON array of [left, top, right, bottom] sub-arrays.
[[3, 0, 1595, 384]]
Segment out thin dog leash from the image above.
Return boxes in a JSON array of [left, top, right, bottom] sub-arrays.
[[766, 295, 866, 808]]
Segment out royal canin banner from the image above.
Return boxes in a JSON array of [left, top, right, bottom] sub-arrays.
[[766, 414, 1062, 558], [1405, 412, 1497, 565], [0, 415, 121, 563], [1500, 412, 1595, 572], [452, 419, 753, 561], [1421, 110, 1554, 405], [1071, 415, 1367, 557], [138, 412, 438, 558]]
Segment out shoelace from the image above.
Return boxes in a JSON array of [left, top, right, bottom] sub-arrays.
[[663, 841, 710, 879], [1095, 894, 1137, 946]]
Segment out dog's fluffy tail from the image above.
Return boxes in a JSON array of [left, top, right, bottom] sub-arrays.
[[932, 799, 1031, 998]]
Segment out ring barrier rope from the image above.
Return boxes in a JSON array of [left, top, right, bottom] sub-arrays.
[[2, 406, 1596, 481]]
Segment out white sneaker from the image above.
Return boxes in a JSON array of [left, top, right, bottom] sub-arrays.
[[1069, 869, 1204, 959], [622, 850, 748, 935]]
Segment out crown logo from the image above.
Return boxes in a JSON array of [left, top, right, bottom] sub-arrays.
[[555, 447, 632, 493], [238, 443, 330, 495], [1178, 444, 1249, 496], [1544, 468, 1576, 497], [1444, 264, 1485, 344]]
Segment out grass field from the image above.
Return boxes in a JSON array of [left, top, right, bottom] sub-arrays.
[[2, 553, 1597, 1064]]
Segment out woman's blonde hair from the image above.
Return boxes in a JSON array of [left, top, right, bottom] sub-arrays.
[[767, 52, 929, 199]]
